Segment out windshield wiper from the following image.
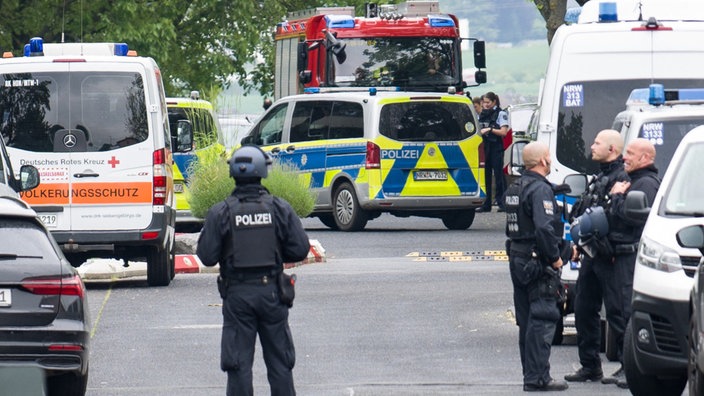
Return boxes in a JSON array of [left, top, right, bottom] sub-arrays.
[[0, 253, 44, 260], [664, 211, 704, 217]]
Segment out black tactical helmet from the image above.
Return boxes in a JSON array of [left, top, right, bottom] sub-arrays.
[[228, 145, 272, 179]]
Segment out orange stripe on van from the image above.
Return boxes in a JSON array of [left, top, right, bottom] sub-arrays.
[[20, 182, 152, 205]]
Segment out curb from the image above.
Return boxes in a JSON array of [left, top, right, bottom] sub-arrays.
[[79, 239, 325, 280]]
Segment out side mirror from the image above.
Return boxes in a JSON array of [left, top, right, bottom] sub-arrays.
[[240, 135, 253, 145], [474, 70, 487, 85], [509, 139, 529, 175], [19, 165, 40, 192], [624, 190, 651, 222], [299, 70, 312, 85], [676, 225, 704, 253], [297, 42, 308, 73], [325, 30, 347, 64], [563, 174, 588, 197], [175, 120, 193, 152], [473, 41, 486, 69]]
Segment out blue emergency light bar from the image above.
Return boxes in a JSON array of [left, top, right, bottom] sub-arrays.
[[429, 15, 455, 27], [325, 15, 355, 28], [303, 86, 401, 94], [626, 84, 704, 107], [22, 37, 131, 57], [599, 2, 618, 22]]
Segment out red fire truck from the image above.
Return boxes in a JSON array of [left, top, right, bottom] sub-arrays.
[[274, 1, 486, 99]]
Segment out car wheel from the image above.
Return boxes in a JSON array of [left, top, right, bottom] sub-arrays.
[[441, 210, 476, 230], [605, 321, 619, 362], [318, 213, 339, 230], [689, 315, 704, 395], [147, 245, 172, 287], [47, 369, 88, 396], [624, 319, 687, 396], [333, 182, 368, 232]]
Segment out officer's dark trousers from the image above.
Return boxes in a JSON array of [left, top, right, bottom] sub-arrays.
[[574, 254, 626, 368], [615, 252, 637, 324], [481, 147, 506, 210], [510, 256, 558, 386], [221, 281, 296, 396]]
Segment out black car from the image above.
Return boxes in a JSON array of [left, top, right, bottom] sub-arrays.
[[0, 194, 89, 395]]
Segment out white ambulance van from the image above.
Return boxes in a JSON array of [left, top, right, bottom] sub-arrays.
[[519, 0, 704, 345], [0, 37, 177, 286]]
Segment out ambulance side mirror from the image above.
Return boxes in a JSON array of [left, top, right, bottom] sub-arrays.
[[509, 139, 528, 176]]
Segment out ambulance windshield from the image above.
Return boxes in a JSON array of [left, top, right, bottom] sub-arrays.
[[0, 72, 148, 153], [331, 37, 459, 90], [556, 79, 704, 175]]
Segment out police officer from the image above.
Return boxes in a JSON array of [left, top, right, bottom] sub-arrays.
[[565, 129, 630, 384], [604, 138, 660, 389], [477, 91, 509, 213], [196, 145, 310, 396], [505, 141, 569, 392]]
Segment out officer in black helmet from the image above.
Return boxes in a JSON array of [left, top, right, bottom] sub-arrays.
[[505, 141, 569, 392], [196, 145, 310, 396]]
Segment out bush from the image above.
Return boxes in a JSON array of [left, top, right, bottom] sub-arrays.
[[187, 152, 315, 219]]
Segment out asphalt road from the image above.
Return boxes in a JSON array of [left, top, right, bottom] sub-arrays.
[[82, 212, 646, 395]]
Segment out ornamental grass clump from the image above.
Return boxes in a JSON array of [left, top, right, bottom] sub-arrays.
[[187, 151, 315, 219]]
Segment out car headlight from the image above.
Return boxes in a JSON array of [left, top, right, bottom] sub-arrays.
[[636, 236, 682, 273]]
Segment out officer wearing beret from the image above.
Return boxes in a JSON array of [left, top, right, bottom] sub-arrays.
[[197, 145, 310, 396], [505, 141, 569, 392]]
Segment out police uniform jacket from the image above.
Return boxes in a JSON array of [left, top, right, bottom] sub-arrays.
[[478, 106, 507, 151], [507, 170, 562, 264], [196, 184, 310, 275], [609, 164, 660, 244]]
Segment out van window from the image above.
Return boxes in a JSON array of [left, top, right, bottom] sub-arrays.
[[249, 103, 287, 145], [556, 79, 704, 175], [0, 72, 148, 153], [290, 101, 363, 143], [168, 107, 218, 147], [662, 142, 704, 215], [379, 101, 473, 142]]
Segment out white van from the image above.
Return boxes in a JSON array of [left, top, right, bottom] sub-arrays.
[[0, 38, 177, 286], [620, 125, 704, 395], [521, 0, 704, 346]]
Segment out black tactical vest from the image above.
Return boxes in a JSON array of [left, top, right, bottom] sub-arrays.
[[505, 177, 538, 241], [225, 194, 279, 269]]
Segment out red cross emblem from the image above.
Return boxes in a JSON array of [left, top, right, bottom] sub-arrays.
[[108, 156, 120, 168]]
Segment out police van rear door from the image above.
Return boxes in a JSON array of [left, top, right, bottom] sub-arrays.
[[375, 96, 482, 198], [2, 61, 153, 232]]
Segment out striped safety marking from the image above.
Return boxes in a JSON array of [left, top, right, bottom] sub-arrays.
[[407, 250, 508, 262]]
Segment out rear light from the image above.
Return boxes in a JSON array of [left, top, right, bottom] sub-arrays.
[[141, 231, 159, 240], [153, 148, 168, 206], [365, 141, 380, 169], [48, 344, 84, 352], [21, 274, 85, 298]]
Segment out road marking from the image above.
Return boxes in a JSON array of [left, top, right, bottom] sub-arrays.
[[409, 250, 508, 262], [90, 284, 113, 339]]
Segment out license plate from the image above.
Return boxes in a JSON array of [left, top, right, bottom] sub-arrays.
[[174, 183, 185, 193], [0, 288, 11, 307], [413, 170, 448, 181], [39, 214, 58, 227]]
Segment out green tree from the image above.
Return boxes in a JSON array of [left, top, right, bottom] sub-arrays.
[[532, 0, 590, 43]]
